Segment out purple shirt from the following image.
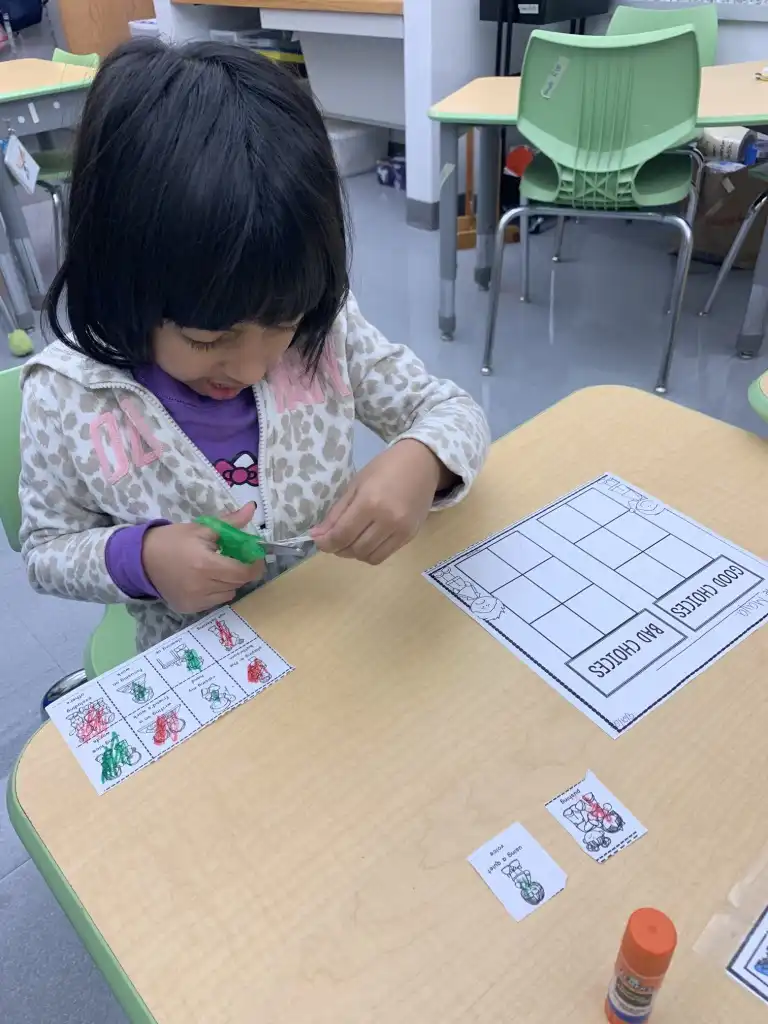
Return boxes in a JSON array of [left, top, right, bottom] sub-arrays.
[[105, 365, 262, 599]]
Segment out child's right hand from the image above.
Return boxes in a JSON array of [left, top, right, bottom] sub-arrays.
[[141, 504, 264, 614]]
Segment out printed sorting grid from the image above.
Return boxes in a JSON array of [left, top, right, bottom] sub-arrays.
[[451, 488, 712, 659]]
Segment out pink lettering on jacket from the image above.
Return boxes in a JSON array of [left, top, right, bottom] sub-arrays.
[[269, 344, 351, 414], [119, 397, 168, 468], [90, 412, 130, 484], [90, 402, 167, 483]]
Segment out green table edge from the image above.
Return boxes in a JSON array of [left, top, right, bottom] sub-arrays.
[[6, 734, 157, 1024], [428, 109, 768, 128], [0, 72, 94, 103]]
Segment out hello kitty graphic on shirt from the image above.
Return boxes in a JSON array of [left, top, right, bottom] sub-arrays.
[[213, 450, 264, 526]]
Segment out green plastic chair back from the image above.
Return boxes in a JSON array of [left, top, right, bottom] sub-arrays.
[[86, 604, 137, 677], [0, 365, 22, 552], [517, 27, 701, 209], [52, 47, 100, 69], [607, 4, 717, 67]]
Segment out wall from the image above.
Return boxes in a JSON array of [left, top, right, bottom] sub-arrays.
[[718, 22, 768, 63], [404, 0, 498, 215]]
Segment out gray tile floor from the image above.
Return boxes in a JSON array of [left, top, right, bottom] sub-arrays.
[[1, 172, 767, 1024]]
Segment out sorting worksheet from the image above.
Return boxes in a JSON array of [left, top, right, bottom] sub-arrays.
[[728, 906, 768, 1006], [46, 607, 293, 794], [426, 474, 768, 737], [468, 822, 567, 921], [546, 770, 646, 864]]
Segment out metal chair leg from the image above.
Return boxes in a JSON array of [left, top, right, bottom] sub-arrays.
[[700, 190, 768, 316], [482, 205, 525, 376], [684, 146, 705, 227], [37, 178, 66, 271], [552, 215, 566, 262], [656, 215, 694, 394], [50, 187, 64, 270], [666, 185, 698, 314], [520, 198, 530, 302], [40, 668, 87, 721]]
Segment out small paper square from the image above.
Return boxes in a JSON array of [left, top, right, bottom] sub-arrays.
[[468, 822, 567, 921], [546, 770, 646, 863]]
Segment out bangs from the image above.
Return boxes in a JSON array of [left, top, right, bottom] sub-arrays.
[[157, 164, 336, 335], [45, 39, 349, 370]]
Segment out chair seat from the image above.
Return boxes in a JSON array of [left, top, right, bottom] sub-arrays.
[[521, 151, 692, 209], [35, 149, 72, 180], [85, 604, 137, 678]]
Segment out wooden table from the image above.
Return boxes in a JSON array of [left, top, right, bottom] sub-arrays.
[[9, 386, 768, 1023], [430, 60, 768, 344], [0, 58, 95, 330]]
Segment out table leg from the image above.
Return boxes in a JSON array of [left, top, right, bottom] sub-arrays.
[[475, 125, 500, 291], [0, 164, 44, 305], [736, 220, 768, 358], [439, 122, 459, 340]]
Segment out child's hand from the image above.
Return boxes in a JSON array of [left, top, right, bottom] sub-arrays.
[[310, 440, 452, 565], [142, 504, 264, 614]]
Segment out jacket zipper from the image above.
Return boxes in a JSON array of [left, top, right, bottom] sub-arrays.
[[252, 380, 274, 539], [89, 379, 260, 529]]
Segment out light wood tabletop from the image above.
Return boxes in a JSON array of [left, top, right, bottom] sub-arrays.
[[173, 0, 404, 13], [11, 386, 768, 1023], [0, 57, 95, 101], [431, 59, 768, 128]]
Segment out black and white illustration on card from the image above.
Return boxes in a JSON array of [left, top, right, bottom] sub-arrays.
[[546, 770, 646, 863], [727, 905, 768, 1006], [426, 474, 768, 737]]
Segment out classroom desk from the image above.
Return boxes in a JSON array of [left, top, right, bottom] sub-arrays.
[[9, 385, 768, 1023], [430, 59, 768, 344], [0, 58, 95, 329]]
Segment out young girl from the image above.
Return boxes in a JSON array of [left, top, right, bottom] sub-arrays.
[[19, 40, 489, 653]]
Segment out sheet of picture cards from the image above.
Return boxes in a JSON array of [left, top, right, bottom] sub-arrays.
[[46, 607, 293, 794], [426, 473, 768, 738], [727, 906, 768, 1006]]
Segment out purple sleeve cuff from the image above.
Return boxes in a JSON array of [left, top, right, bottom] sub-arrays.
[[105, 522, 168, 600]]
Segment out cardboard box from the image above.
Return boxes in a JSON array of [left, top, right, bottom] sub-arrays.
[[693, 164, 768, 270]]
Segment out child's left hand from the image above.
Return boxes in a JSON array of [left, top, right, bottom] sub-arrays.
[[310, 439, 456, 565]]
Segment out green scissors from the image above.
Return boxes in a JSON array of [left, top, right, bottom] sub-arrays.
[[196, 516, 312, 564]]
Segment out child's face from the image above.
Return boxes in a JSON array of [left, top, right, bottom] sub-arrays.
[[153, 320, 297, 399]]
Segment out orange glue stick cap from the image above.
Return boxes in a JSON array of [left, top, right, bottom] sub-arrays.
[[622, 908, 677, 977]]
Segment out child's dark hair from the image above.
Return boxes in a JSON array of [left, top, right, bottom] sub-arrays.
[[44, 39, 350, 372]]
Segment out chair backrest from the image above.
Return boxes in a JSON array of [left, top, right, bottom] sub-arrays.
[[52, 47, 100, 69], [607, 4, 718, 66], [518, 27, 700, 209], [0, 365, 23, 552]]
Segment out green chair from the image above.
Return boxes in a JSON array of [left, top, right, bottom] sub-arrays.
[[748, 371, 768, 423], [607, 4, 718, 66], [34, 50, 100, 269], [52, 47, 100, 69], [483, 26, 701, 394], [0, 365, 136, 713]]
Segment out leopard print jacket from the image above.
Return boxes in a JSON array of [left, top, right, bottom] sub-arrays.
[[19, 294, 490, 651]]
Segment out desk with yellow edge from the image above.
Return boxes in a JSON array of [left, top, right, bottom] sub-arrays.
[[10, 386, 768, 1023]]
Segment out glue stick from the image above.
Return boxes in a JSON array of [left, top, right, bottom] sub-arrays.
[[605, 908, 677, 1024]]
